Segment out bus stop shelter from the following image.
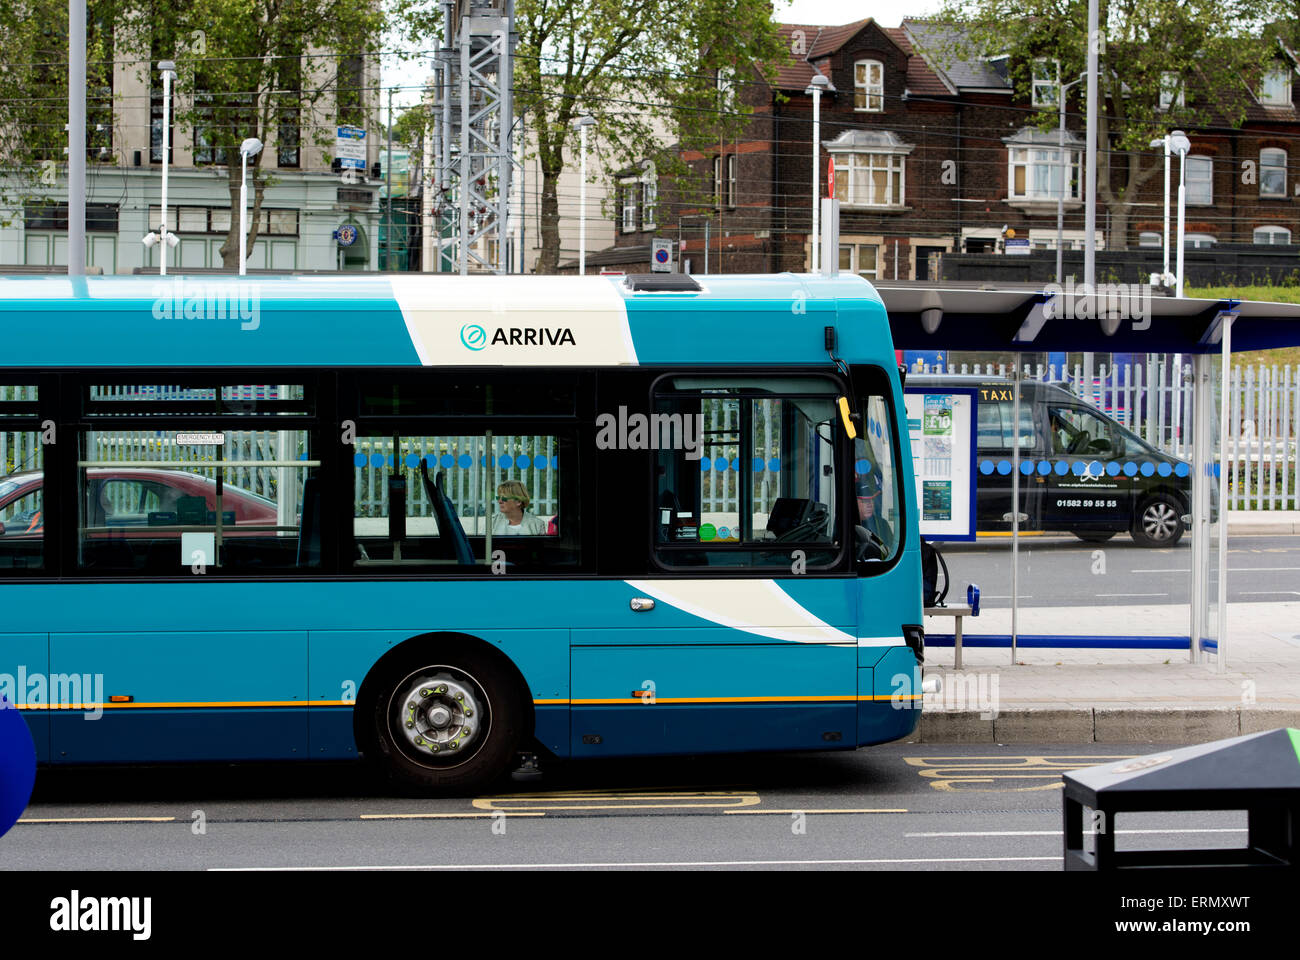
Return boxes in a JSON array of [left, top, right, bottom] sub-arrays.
[[875, 284, 1300, 671]]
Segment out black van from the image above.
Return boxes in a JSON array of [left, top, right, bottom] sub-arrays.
[[909, 375, 1193, 547]]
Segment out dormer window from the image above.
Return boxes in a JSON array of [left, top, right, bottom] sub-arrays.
[[855, 60, 884, 112], [1261, 63, 1291, 105], [1032, 59, 1058, 108], [1159, 72, 1184, 110]]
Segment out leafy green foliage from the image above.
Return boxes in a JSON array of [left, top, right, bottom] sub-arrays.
[[509, 0, 790, 272], [925, 0, 1281, 248]]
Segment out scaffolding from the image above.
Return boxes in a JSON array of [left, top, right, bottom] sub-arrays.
[[430, 1, 516, 274]]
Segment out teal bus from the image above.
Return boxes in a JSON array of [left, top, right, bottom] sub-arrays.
[[0, 272, 923, 792]]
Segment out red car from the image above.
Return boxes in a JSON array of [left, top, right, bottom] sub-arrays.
[[0, 467, 280, 539]]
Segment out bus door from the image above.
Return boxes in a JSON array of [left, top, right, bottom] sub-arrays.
[[1042, 403, 1132, 531], [974, 386, 1044, 530], [572, 375, 858, 756]]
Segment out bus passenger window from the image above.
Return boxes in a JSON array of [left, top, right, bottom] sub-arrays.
[[75, 427, 317, 573], [0, 388, 44, 571], [352, 433, 577, 571]]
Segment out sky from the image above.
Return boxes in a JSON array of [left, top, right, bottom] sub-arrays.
[[381, 1, 949, 109], [773, 1, 944, 27]]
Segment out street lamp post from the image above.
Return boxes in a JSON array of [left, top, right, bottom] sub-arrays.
[[572, 115, 596, 275], [1169, 130, 1191, 297], [1056, 72, 1085, 284], [805, 74, 831, 272], [141, 61, 178, 274], [1148, 134, 1174, 288], [238, 137, 264, 276]]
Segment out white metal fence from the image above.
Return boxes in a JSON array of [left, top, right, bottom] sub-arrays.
[[6, 369, 1299, 512], [916, 359, 1300, 510]]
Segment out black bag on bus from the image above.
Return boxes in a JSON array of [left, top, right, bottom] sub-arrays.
[[921, 537, 949, 608]]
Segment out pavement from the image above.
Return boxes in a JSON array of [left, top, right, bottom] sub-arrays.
[[911, 512, 1300, 744], [1225, 510, 1300, 536]]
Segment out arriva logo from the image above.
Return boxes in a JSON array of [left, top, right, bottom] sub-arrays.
[[460, 324, 488, 351]]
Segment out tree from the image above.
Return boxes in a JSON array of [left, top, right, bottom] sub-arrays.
[[509, 0, 790, 273], [0, 2, 119, 224], [926, 0, 1278, 249], [0, 1, 386, 266], [130, 0, 387, 269]]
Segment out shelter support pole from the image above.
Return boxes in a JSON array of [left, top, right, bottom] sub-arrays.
[[1189, 355, 1212, 665], [1217, 317, 1233, 672], [1010, 364, 1022, 663]]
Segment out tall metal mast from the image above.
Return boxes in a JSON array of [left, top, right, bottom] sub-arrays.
[[431, 0, 516, 274]]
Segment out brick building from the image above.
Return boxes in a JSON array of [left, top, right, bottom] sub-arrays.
[[579, 18, 1300, 279]]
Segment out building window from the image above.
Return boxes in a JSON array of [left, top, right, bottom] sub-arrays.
[[712, 155, 722, 209], [642, 176, 657, 231], [25, 203, 119, 232], [277, 47, 302, 168], [337, 56, 365, 126], [716, 67, 736, 112], [89, 82, 113, 162], [1185, 233, 1216, 248], [726, 154, 737, 208], [622, 182, 637, 233], [150, 87, 172, 164], [177, 207, 209, 233], [1159, 72, 1184, 110], [1253, 226, 1291, 244], [1138, 231, 1162, 247], [1186, 156, 1212, 205], [1261, 63, 1292, 105], [1009, 146, 1080, 200], [838, 243, 878, 278], [825, 130, 913, 208], [1261, 148, 1287, 198], [193, 89, 227, 166], [1032, 59, 1058, 108], [854, 60, 884, 112], [148, 205, 298, 237], [835, 153, 904, 206]]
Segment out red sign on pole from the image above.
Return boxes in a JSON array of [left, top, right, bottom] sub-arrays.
[[827, 157, 835, 198]]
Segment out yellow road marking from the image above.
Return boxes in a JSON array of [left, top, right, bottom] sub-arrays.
[[473, 789, 761, 812], [360, 812, 545, 820], [724, 808, 907, 815], [904, 755, 1136, 793], [18, 816, 176, 823]]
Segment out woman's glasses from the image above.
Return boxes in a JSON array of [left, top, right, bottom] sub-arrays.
[[496, 497, 520, 503]]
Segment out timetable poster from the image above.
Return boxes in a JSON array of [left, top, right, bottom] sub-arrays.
[[904, 388, 976, 540]]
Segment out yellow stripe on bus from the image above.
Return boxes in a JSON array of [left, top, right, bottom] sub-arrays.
[[9, 695, 922, 710]]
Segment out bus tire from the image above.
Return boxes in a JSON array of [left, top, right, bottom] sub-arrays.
[[1072, 531, 1116, 543], [1131, 494, 1184, 548], [359, 641, 525, 795]]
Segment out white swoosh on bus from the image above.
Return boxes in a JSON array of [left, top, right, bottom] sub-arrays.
[[623, 579, 899, 647]]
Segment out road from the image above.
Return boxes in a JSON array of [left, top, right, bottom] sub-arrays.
[[939, 534, 1300, 607], [1, 744, 1249, 871]]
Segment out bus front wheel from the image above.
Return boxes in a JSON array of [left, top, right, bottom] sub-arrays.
[[1131, 494, 1184, 548], [360, 643, 524, 794]]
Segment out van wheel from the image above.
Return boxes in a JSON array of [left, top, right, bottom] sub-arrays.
[[1131, 495, 1184, 547], [358, 642, 524, 795], [1072, 531, 1116, 543]]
